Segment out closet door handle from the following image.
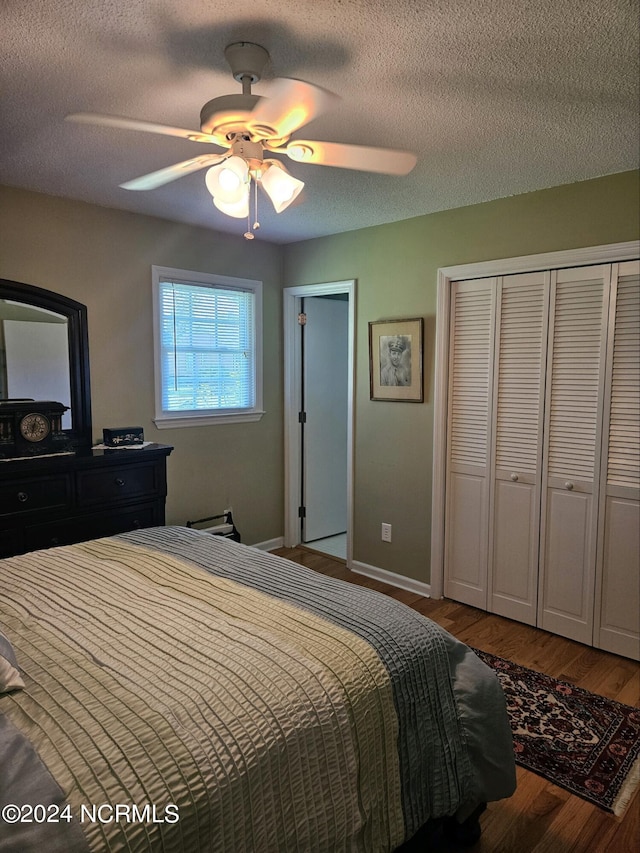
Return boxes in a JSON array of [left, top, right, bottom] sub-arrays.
[[17, 491, 29, 503], [114, 477, 126, 488], [510, 473, 519, 482], [565, 481, 574, 491]]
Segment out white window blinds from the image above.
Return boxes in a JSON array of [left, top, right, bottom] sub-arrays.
[[152, 267, 263, 427], [159, 280, 255, 412]]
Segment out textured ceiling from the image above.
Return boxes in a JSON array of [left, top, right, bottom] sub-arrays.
[[1, 0, 638, 244]]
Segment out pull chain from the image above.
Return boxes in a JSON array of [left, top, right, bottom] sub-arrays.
[[243, 174, 261, 240], [253, 176, 260, 231], [244, 182, 254, 240]]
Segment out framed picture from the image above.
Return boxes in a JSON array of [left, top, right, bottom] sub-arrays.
[[369, 317, 424, 402]]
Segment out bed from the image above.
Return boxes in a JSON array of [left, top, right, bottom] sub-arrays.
[[0, 526, 516, 852]]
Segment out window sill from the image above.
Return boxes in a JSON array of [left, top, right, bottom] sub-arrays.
[[153, 411, 265, 429]]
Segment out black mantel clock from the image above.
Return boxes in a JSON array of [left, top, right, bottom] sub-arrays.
[[0, 400, 70, 458]]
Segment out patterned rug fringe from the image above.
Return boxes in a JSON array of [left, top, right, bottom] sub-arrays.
[[612, 754, 640, 817]]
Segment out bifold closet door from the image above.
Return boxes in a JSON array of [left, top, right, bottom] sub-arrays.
[[445, 272, 549, 619], [488, 272, 549, 626], [595, 260, 640, 660], [538, 265, 610, 645], [444, 279, 495, 608]]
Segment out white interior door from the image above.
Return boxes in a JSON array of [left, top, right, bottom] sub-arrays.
[[489, 271, 549, 626], [538, 265, 610, 645], [594, 261, 640, 659], [432, 242, 640, 620], [444, 278, 496, 608], [302, 296, 348, 542]]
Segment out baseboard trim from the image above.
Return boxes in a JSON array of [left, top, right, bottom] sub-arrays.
[[252, 536, 285, 552], [351, 560, 432, 598]]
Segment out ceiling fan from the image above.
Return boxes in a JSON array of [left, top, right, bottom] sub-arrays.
[[67, 42, 417, 237]]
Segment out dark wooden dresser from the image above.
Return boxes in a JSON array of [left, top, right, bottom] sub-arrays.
[[0, 443, 173, 558]]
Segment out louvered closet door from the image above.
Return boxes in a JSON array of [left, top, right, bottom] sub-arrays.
[[595, 261, 640, 659], [538, 265, 610, 645], [489, 272, 549, 625], [444, 279, 495, 608]]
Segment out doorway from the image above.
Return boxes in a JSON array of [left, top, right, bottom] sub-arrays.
[[283, 280, 356, 565]]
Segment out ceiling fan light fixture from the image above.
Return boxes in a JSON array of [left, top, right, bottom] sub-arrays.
[[260, 161, 304, 213], [213, 192, 250, 219], [205, 156, 249, 203]]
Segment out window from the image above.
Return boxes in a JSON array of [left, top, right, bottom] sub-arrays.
[[152, 266, 263, 427]]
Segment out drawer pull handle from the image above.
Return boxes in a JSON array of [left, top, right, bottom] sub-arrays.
[[565, 481, 574, 491], [17, 491, 29, 503], [115, 477, 126, 487], [510, 473, 519, 482]]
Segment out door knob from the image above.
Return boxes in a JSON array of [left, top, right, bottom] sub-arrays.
[[565, 481, 574, 491], [510, 473, 519, 482]]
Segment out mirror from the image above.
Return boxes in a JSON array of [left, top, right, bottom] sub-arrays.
[[0, 279, 92, 448]]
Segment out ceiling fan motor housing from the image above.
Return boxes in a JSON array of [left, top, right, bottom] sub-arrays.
[[224, 42, 270, 84], [200, 95, 289, 147], [200, 42, 285, 145], [200, 94, 261, 141]]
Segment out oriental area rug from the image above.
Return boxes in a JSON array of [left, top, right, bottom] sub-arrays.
[[473, 649, 640, 816]]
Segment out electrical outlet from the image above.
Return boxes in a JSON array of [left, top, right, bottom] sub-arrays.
[[381, 522, 392, 543]]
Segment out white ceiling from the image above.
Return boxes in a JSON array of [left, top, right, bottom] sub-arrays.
[[2, 0, 638, 244]]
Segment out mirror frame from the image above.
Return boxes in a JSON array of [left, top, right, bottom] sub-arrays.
[[0, 278, 92, 448]]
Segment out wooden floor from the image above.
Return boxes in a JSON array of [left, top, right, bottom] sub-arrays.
[[273, 546, 640, 853]]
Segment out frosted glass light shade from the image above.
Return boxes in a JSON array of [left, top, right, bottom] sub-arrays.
[[260, 162, 304, 213], [213, 192, 249, 219], [205, 156, 249, 203]]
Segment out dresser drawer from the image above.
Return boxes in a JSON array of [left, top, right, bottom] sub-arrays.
[[0, 444, 171, 558], [25, 502, 161, 551], [0, 527, 25, 558], [0, 475, 71, 516], [76, 461, 160, 507]]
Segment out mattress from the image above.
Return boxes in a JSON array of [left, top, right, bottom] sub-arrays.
[[0, 526, 516, 852]]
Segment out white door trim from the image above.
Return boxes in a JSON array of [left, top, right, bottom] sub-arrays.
[[283, 280, 356, 566], [431, 240, 640, 600]]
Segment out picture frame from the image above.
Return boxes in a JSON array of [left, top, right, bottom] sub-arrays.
[[369, 317, 424, 402]]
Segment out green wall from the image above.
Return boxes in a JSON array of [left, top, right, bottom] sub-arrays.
[[283, 171, 640, 582], [1, 171, 637, 577], [0, 187, 284, 545]]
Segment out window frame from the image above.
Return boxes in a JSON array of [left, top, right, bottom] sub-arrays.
[[152, 265, 264, 428]]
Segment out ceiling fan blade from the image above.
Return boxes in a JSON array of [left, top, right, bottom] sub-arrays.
[[119, 154, 227, 191], [284, 139, 417, 175], [66, 113, 223, 146], [249, 79, 338, 139]]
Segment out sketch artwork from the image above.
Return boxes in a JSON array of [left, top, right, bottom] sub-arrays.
[[380, 335, 411, 386], [369, 317, 423, 402]]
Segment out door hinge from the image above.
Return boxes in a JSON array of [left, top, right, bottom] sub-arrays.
[[298, 411, 307, 424], [298, 506, 306, 519], [298, 312, 307, 325]]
